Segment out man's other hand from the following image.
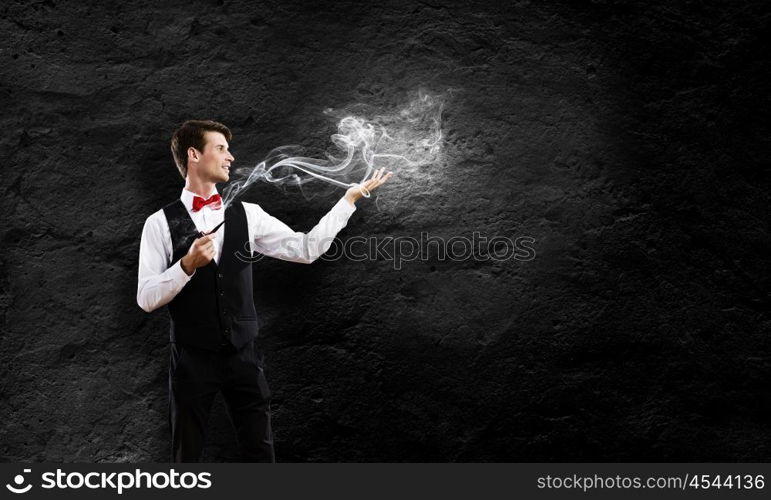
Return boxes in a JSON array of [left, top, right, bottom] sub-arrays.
[[180, 233, 217, 275]]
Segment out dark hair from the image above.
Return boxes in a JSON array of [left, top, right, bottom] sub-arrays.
[[170, 120, 232, 179]]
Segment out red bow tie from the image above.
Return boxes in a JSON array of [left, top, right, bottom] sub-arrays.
[[192, 193, 222, 212]]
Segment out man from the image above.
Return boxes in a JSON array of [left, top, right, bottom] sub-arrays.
[[137, 119, 392, 462]]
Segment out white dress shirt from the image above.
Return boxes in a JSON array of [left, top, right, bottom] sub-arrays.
[[137, 188, 356, 313]]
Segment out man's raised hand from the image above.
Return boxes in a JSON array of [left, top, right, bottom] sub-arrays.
[[344, 167, 394, 205]]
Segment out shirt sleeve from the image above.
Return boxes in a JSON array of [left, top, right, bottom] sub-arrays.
[[244, 196, 357, 264], [136, 211, 194, 313]]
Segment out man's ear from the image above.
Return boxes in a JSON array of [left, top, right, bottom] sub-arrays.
[[187, 147, 200, 162]]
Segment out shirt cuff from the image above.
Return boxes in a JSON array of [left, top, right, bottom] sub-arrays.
[[170, 259, 194, 284], [336, 196, 357, 215]]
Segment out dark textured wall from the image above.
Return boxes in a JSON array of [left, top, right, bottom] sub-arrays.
[[1, 0, 769, 462]]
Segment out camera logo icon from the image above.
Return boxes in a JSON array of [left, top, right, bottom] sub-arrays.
[[5, 469, 32, 494]]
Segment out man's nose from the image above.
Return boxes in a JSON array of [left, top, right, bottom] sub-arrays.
[[228, 153, 235, 162]]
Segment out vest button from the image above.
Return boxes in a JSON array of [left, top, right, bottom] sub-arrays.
[[217, 273, 223, 279], [219, 291, 224, 296]]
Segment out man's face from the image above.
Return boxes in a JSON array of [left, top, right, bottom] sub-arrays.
[[189, 131, 234, 183]]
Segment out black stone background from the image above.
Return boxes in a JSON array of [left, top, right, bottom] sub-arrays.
[[1, 0, 769, 462]]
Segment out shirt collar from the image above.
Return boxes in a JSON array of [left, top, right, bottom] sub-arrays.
[[180, 187, 219, 212]]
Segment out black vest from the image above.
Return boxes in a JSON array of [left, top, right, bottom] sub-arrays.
[[162, 200, 258, 351]]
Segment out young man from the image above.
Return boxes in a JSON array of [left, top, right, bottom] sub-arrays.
[[137, 120, 391, 462]]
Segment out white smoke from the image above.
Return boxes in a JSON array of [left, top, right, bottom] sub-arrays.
[[221, 89, 446, 208]]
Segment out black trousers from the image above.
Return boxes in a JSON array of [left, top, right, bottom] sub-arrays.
[[168, 340, 275, 462]]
